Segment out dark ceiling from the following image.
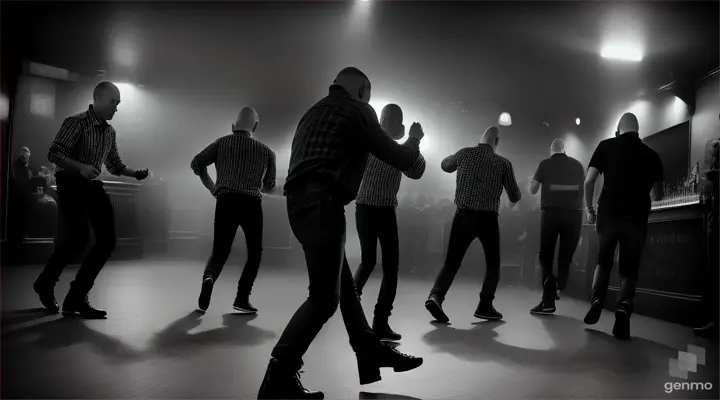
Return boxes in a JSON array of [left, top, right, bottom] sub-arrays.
[[2, 1, 718, 152]]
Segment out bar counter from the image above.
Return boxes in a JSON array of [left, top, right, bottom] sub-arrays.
[[574, 199, 708, 326]]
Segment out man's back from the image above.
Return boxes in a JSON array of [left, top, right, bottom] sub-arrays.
[[535, 154, 585, 210], [443, 144, 522, 213], [590, 134, 663, 215]]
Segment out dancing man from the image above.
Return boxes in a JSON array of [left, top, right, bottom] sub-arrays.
[[583, 112, 663, 339], [33, 81, 150, 319], [353, 103, 426, 342], [190, 106, 276, 314], [527, 138, 585, 315], [258, 67, 424, 400], [425, 126, 521, 323]]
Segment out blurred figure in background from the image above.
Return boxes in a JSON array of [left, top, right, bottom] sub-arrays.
[[190, 106, 277, 314], [527, 138, 585, 315], [353, 103, 426, 342], [8, 146, 41, 242]]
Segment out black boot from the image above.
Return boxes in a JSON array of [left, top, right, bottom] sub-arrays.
[[62, 291, 107, 319], [612, 302, 631, 340], [233, 293, 257, 314], [356, 342, 423, 385], [584, 299, 603, 325], [372, 317, 401, 341], [473, 300, 503, 320], [197, 275, 214, 312], [425, 294, 449, 323], [33, 281, 59, 313], [257, 358, 324, 399]]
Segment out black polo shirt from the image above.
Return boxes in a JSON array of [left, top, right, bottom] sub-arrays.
[[588, 132, 663, 215], [533, 153, 585, 210]]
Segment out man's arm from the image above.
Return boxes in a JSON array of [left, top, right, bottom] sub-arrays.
[[261, 150, 277, 193], [528, 161, 544, 195], [401, 141, 426, 180], [357, 105, 420, 171], [47, 117, 87, 173], [584, 167, 600, 210], [504, 161, 523, 205], [191, 141, 219, 193], [441, 150, 461, 173]]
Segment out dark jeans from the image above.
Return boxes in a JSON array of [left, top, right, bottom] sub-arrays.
[[430, 208, 501, 303], [353, 204, 400, 319], [538, 208, 583, 299], [203, 193, 263, 295], [590, 212, 648, 314], [35, 175, 116, 295], [271, 188, 376, 370]]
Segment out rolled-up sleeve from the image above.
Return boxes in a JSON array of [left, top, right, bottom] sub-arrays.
[[47, 117, 82, 165], [191, 140, 219, 175]]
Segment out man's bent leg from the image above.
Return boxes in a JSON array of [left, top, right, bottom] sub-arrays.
[[354, 205, 379, 295], [585, 213, 620, 325], [556, 210, 583, 292], [475, 212, 503, 320], [538, 210, 560, 301]]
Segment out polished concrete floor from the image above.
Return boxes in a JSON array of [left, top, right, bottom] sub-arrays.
[[2, 258, 718, 399]]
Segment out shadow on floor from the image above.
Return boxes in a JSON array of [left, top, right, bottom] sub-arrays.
[[148, 310, 277, 357], [2, 315, 143, 364], [1, 308, 57, 327], [359, 391, 422, 400], [422, 314, 675, 376]]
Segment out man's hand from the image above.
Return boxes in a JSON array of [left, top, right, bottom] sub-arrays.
[[135, 169, 150, 181], [79, 164, 100, 180], [409, 122, 424, 141], [586, 208, 597, 225]]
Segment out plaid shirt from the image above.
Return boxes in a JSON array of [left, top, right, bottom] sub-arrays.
[[47, 105, 127, 176], [442, 144, 522, 213], [285, 85, 421, 204], [191, 131, 276, 198], [356, 148, 426, 207]]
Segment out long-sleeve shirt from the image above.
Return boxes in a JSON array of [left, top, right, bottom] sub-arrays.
[[441, 143, 522, 213], [47, 105, 127, 176], [191, 131, 276, 198], [356, 143, 426, 207], [285, 85, 421, 204]]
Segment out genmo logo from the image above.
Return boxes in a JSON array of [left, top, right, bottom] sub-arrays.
[[665, 344, 713, 394]]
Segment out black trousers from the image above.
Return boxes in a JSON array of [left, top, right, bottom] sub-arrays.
[[203, 193, 263, 296], [271, 188, 376, 370], [430, 208, 501, 303], [353, 204, 400, 320], [35, 175, 116, 295], [590, 212, 648, 314], [538, 208, 583, 299]]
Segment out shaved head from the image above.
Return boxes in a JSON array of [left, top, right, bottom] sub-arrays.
[[380, 104, 405, 140], [480, 126, 501, 149], [334, 67, 371, 103], [550, 138, 565, 154], [617, 112, 639, 135], [233, 106, 259, 134], [92, 81, 121, 121]]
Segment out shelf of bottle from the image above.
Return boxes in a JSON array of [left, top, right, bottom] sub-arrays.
[[651, 194, 701, 211]]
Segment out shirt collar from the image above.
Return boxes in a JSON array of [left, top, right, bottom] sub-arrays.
[[328, 84, 352, 98], [233, 130, 252, 137], [87, 105, 107, 127], [551, 153, 567, 158], [620, 131, 640, 138], [477, 143, 495, 152]]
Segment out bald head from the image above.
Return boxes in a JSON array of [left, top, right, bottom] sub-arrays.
[[334, 67, 371, 103], [617, 112, 639, 135], [233, 106, 259, 134], [550, 138, 565, 154], [381, 104, 405, 140], [92, 81, 120, 121], [480, 126, 501, 149]]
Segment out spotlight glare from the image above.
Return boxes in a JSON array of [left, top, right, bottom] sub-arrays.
[[600, 44, 643, 62], [576, 118, 581, 125]]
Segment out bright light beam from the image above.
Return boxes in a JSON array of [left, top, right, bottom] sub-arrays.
[[600, 44, 643, 62]]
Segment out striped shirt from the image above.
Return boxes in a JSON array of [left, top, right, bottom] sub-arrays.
[[47, 105, 126, 176], [285, 85, 420, 204], [442, 144, 522, 213], [191, 131, 276, 198], [356, 147, 426, 207]]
